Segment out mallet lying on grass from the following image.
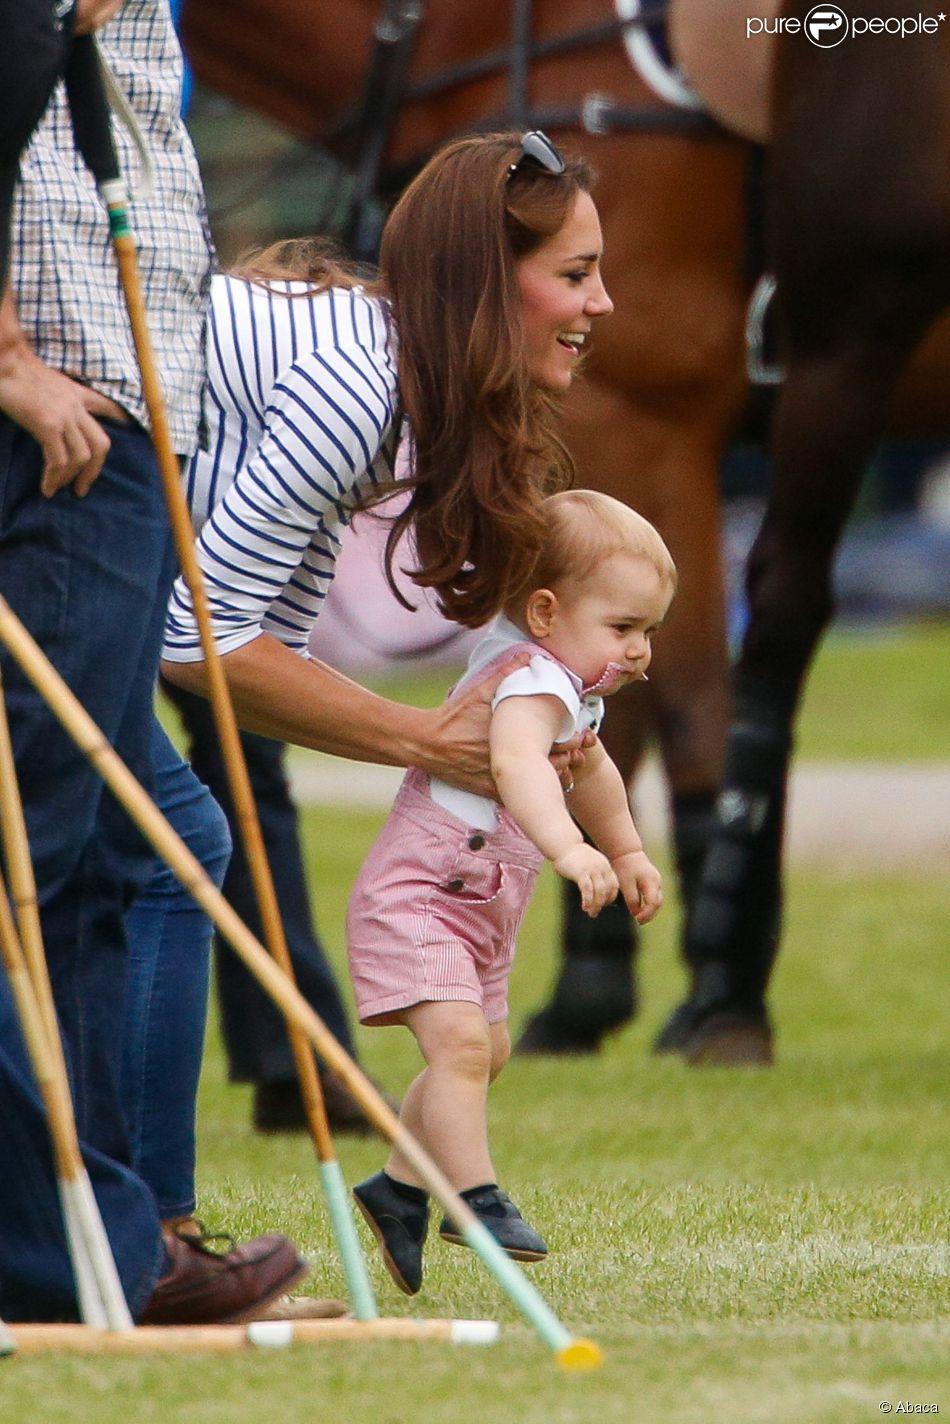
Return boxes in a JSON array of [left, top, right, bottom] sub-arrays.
[[4, 1318, 502, 1356], [0, 594, 603, 1372]]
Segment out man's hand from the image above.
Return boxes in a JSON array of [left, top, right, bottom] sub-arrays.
[[74, 0, 124, 34], [553, 844, 619, 917], [0, 330, 117, 496]]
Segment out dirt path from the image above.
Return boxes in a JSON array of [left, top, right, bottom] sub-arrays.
[[288, 757, 950, 870]]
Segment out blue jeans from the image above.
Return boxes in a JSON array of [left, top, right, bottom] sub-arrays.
[[0, 415, 173, 1319], [122, 722, 231, 1221], [165, 684, 357, 1082]]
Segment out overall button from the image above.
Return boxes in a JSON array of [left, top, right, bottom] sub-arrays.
[[447, 878, 465, 892], [468, 834, 486, 850]]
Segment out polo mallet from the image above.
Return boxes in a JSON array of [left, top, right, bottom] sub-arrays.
[[0, 598, 602, 1369], [62, 35, 377, 1321], [0, 676, 132, 1331], [5, 1316, 501, 1354]]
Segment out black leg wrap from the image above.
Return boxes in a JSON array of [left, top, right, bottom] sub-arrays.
[[515, 845, 637, 1055], [650, 789, 717, 1054], [654, 676, 795, 1061], [670, 789, 718, 959]]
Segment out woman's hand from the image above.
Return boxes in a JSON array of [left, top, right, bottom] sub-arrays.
[[421, 655, 528, 796], [421, 654, 592, 798], [551, 729, 595, 792]]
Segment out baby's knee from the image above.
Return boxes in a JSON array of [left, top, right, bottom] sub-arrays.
[[489, 1027, 511, 1081], [428, 1016, 493, 1082]]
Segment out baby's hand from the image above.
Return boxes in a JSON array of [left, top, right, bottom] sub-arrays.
[[554, 845, 619, 917], [612, 850, 663, 924]]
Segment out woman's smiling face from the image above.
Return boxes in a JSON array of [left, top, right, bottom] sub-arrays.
[[516, 189, 614, 392]]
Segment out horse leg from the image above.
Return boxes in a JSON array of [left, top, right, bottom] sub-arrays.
[[674, 344, 935, 1060], [644, 432, 735, 1051], [665, 216, 949, 1064], [517, 386, 736, 1055]]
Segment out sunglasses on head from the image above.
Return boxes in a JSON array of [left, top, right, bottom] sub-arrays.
[[507, 130, 566, 180]]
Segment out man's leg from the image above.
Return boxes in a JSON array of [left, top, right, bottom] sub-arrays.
[[0, 416, 173, 1314], [0, 418, 177, 1159], [0, 985, 165, 1322]]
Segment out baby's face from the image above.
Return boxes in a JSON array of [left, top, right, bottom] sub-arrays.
[[541, 553, 672, 691]]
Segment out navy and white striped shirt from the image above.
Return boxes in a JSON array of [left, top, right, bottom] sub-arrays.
[[163, 275, 400, 660]]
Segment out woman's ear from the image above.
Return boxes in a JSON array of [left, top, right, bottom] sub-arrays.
[[525, 588, 558, 639]]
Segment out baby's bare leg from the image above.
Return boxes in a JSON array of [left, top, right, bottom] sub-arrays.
[[385, 1001, 508, 1191]]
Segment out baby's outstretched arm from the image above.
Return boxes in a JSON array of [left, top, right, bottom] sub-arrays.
[[568, 747, 663, 925], [490, 695, 618, 916]]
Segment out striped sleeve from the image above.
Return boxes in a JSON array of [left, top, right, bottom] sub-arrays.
[[164, 322, 398, 660]]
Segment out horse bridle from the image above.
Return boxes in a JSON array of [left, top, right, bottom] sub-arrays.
[[334, 0, 722, 257]]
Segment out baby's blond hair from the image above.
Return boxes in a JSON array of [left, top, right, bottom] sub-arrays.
[[510, 490, 676, 608]]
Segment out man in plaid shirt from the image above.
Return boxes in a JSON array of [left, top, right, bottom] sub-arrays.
[[0, 1, 307, 1324]]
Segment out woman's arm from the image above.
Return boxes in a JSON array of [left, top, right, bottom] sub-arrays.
[[163, 633, 539, 798], [164, 316, 399, 664]]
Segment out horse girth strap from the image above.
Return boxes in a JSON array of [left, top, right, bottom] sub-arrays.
[[339, 0, 721, 256], [325, 0, 719, 155], [348, 1, 423, 181]]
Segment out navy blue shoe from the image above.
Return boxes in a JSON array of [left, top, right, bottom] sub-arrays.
[[353, 1171, 428, 1295], [440, 1187, 548, 1261]]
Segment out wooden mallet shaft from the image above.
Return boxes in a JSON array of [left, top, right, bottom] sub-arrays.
[[5, 1317, 501, 1354]]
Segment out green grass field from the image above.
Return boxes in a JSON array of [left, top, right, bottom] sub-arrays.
[[5, 626, 949, 1420]]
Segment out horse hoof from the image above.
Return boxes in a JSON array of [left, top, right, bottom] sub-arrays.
[[514, 955, 636, 1055], [683, 1011, 774, 1067], [515, 1008, 609, 1055], [651, 1000, 701, 1054]]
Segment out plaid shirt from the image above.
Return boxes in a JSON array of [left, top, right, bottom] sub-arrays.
[[11, 0, 214, 456]]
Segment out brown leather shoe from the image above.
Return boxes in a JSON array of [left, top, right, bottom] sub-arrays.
[[138, 1230, 308, 1326]]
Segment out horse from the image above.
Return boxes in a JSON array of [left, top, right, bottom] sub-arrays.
[[178, 0, 950, 1063], [179, 0, 757, 1057], [659, 0, 950, 1060]]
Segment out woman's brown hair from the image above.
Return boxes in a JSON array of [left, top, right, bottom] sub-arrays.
[[230, 235, 367, 294], [375, 133, 597, 629], [230, 139, 597, 630]]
